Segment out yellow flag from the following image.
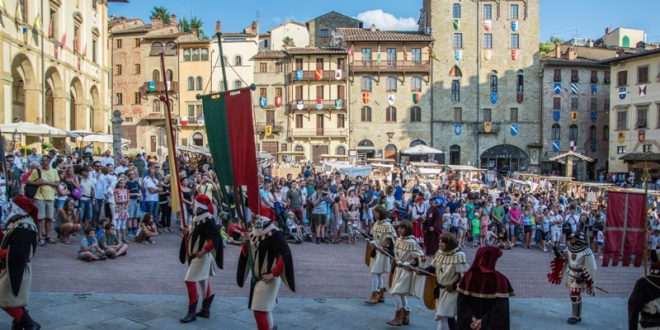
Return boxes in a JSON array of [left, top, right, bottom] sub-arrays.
[[33, 12, 41, 29], [0, 0, 6, 13], [165, 114, 182, 214], [15, 1, 22, 22]]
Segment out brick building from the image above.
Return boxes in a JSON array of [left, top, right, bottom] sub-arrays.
[[307, 11, 362, 48]]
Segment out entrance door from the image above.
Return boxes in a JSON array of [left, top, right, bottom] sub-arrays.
[[312, 145, 329, 165], [150, 136, 157, 153], [316, 114, 324, 136]]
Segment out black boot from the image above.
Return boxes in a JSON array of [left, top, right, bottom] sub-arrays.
[[567, 297, 582, 324], [180, 302, 198, 323], [21, 311, 41, 330], [196, 294, 215, 318]]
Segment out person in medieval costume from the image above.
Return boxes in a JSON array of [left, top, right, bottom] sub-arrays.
[[237, 206, 295, 330], [179, 194, 223, 323], [628, 248, 660, 330], [548, 231, 597, 325], [421, 233, 469, 330], [364, 205, 397, 305], [0, 195, 40, 329], [457, 246, 514, 330], [387, 220, 425, 326]]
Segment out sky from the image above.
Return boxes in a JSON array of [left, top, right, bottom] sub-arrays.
[[108, 0, 660, 42]]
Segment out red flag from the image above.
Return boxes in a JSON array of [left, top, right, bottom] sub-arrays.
[[602, 191, 646, 267], [60, 33, 66, 48], [348, 44, 354, 58], [315, 69, 323, 80]]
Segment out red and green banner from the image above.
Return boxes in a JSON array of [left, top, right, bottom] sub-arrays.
[[200, 88, 259, 214]]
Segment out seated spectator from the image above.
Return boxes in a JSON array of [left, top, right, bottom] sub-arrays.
[[97, 218, 111, 238], [79, 228, 106, 261], [55, 198, 81, 244], [135, 213, 158, 244], [286, 211, 303, 244], [99, 223, 127, 258]]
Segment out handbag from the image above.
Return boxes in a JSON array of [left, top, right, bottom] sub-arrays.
[[24, 169, 42, 199]]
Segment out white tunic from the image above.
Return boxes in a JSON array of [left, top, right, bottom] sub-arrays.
[[433, 249, 469, 317], [390, 236, 424, 296], [565, 247, 597, 292], [369, 220, 397, 274]]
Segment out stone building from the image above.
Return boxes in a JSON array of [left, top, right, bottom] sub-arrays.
[[307, 11, 362, 48], [212, 20, 259, 92], [336, 26, 433, 162], [603, 48, 660, 181], [176, 36, 210, 148], [259, 21, 309, 51], [1, 0, 111, 149], [600, 27, 647, 49], [420, 0, 542, 174], [540, 44, 618, 180]]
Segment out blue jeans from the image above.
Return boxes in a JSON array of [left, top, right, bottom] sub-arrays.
[[145, 201, 159, 220], [93, 199, 105, 226], [79, 199, 93, 223]]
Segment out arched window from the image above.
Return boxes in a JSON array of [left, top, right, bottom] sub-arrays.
[[152, 70, 160, 82], [384, 144, 397, 160], [602, 125, 609, 141], [336, 145, 346, 156], [411, 76, 422, 92], [192, 132, 204, 146], [295, 145, 304, 152], [569, 124, 578, 141], [589, 125, 597, 140], [153, 99, 161, 113], [361, 106, 372, 122], [551, 124, 561, 140], [451, 80, 460, 102], [490, 71, 498, 93], [622, 36, 630, 48], [166, 69, 173, 81], [516, 70, 524, 93], [386, 76, 397, 92], [151, 42, 163, 55], [233, 80, 242, 89], [358, 139, 374, 147], [386, 106, 397, 122], [361, 76, 372, 92], [410, 106, 422, 122], [187, 77, 195, 91], [449, 66, 462, 77], [196, 76, 203, 91], [450, 145, 461, 165], [410, 139, 426, 147], [234, 55, 242, 66], [453, 3, 461, 18]]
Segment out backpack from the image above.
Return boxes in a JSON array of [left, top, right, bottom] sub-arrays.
[[24, 169, 42, 199]]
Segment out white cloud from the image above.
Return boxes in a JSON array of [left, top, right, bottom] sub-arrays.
[[356, 9, 418, 31]]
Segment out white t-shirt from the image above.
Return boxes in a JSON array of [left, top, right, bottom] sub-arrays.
[[143, 176, 159, 202]]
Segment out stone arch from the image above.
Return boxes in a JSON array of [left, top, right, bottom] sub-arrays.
[[90, 85, 102, 132], [11, 53, 38, 123], [69, 77, 85, 131], [44, 67, 65, 129]]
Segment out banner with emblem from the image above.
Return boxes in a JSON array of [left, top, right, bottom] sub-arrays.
[[552, 140, 560, 152], [590, 140, 597, 152], [387, 94, 395, 106], [484, 19, 492, 31], [483, 122, 492, 133], [454, 123, 462, 136], [639, 84, 647, 97], [315, 69, 323, 81], [316, 99, 323, 110], [591, 85, 598, 95], [638, 129, 646, 142], [412, 92, 421, 104], [334, 69, 343, 80], [619, 87, 627, 100], [334, 99, 343, 109], [296, 100, 304, 110], [511, 21, 519, 31], [617, 131, 625, 143], [275, 96, 282, 107], [571, 83, 579, 94], [590, 111, 597, 123], [484, 49, 492, 60], [362, 92, 369, 104], [453, 19, 460, 30], [455, 50, 462, 61], [259, 96, 267, 108], [516, 92, 524, 104], [553, 111, 560, 122], [510, 124, 518, 136], [264, 125, 272, 137], [295, 70, 304, 81], [571, 111, 578, 122], [490, 92, 498, 105], [511, 49, 519, 61], [180, 116, 188, 127], [553, 82, 562, 94]]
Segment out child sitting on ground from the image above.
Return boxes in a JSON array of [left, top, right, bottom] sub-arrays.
[[79, 228, 106, 261], [135, 213, 158, 244], [99, 223, 128, 258], [286, 211, 304, 244]]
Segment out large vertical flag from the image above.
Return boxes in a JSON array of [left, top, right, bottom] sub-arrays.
[[163, 100, 182, 215], [602, 191, 646, 267], [200, 87, 259, 214]]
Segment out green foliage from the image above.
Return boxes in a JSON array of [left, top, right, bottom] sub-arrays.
[[540, 37, 564, 57], [282, 36, 295, 47], [151, 6, 171, 24], [41, 142, 53, 151], [179, 16, 206, 39]]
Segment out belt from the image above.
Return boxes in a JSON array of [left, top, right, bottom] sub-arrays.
[[569, 266, 584, 272]]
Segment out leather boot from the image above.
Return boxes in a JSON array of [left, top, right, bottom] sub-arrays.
[[21, 311, 41, 330], [567, 297, 581, 324], [386, 309, 403, 326], [365, 291, 379, 305], [402, 309, 410, 325], [196, 294, 215, 318], [378, 288, 387, 303], [180, 302, 198, 323]]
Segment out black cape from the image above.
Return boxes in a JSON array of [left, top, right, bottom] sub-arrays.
[[628, 275, 660, 330], [457, 293, 510, 330], [1, 217, 37, 297], [179, 214, 223, 269]]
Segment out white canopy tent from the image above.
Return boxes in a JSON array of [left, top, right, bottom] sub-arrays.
[[401, 145, 444, 155], [0, 122, 78, 137]]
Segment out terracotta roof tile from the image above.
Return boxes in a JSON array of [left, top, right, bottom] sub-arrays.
[[336, 28, 433, 42], [252, 51, 288, 60], [284, 47, 347, 55]]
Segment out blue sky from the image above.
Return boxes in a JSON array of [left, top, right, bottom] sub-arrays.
[[109, 0, 659, 42]]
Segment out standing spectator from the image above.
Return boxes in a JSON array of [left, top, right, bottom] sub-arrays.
[[113, 178, 130, 242], [286, 181, 303, 223], [114, 157, 129, 175], [5, 153, 21, 199], [92, 165, 109, 225], [158, 175, 172, 232], [423, 198, 442, 256], [133, 153, 146, 178], [143, 168, 160, 219], [78, 167, 95, 230], [508, 202, 522, 246], [28, 155, 60, 246], [311, 183, 331, 244], [125, 170, 141, 237], [26, 148, 41, 166], [100, 150, 115, 167]]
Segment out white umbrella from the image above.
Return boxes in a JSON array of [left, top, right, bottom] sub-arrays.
[[0, 122, 78, 137], [401, 145, 444, 155], [81, 133, 130, 145]]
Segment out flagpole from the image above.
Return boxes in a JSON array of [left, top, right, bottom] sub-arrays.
[[216, 32, 228, 92]]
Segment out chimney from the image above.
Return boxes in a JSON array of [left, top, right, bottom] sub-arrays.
[[554, 43, 561, 58], [192, 28, 198, 38], [567, 47, 577, 60], [605, 27, 611, 35], [215, 20, 222, 33], [151, 16, 162, 29], [587, 38, 594, 48], [252, 21, 258, 34], [370, 24, 377, 32], [170, 14, 176, 26]]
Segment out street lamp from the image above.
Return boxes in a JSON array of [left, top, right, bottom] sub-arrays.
[[386, 131, 394, 141]]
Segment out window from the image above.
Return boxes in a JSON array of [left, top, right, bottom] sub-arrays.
[[115, 93, 123, 105], [617, 71, 628, 86], [553, 69, 562, 82], [622, 36, 630, 48], [482, 108, 492, 122], [636, 106, 648, 128], [571, 98, 578, 111], [411, 48, 422, 63], [590, 98, 597, 112], [450, 65, 462, 77], [134, 92, 141, 105], [484, 34, 493, 49], [295, 114, 303, 128], [553, 97, 561, 110], [134, 38, 141, 47], [361, 76, 372, 92], [134, 64, 141, 74], [336, 146, 346, 156], [275, 87, 283, 97], [275, 63, 282, 72], [361, 106, 372, 122], [643, 144, 653, 153], [294, 58, 303, 70], [234, 56, 242, 67], [410, 106, 422, 122], [152, 70, 160, 82], [259, 88, 267, 98], [551, 124, 561, 140], [49, 8, 59, 38], [451, 80, 460, 102], [295, 145, 304, 152], [233, 80, 242, 89], [590, 70, 598, 84], [166, 70, 173, 81], [603, 98, 610, 111], [386, 77, 397, 92], [453, 3, 461, 18], [316, 58, 324, 70], [196, 77, 203, 91], [116, 39, 122, 49], [510, 108, 518, 122], [509, 4, 519, 19], [589, 125, 597, 140], [490, 71, 498, 92], [449, 145, 461, 165], [188, 77, 194, 91], [200, 49, 209, 61], [453, 33, 463, 49], [411, 76, 423, 92], [516, 70, 524, 93], [604, 71, 611, 84], [151, 42, 163, 56], [386, 48, 397, 67], [320, 29, 329, 37], [617, 146, 626, 154], [337, 58, 345, 70], [569, 124, 578, 141], [73, 25, 80, 53], [386, 106, 397, 122], [152, 99, 160, 112], [511, 34, 520, 49], [483, 4, 493, 19], [18, 0, 28, 23], [281, 144, 288, 152], [265, 110, 275, 125], [183, 49, 191, 61], [115, 64, 122, 75], [187, 104, 196, 118], [316, 85, 324, 99], [259, 63, 267, 73], [454, 107, 462, 122], [602, 125, 609, 141], [571, 69, 579, 83], [361, 48, 372, 62], [616, 111, 627, 130], [337, 114, 345, 128], [638, 66, 649, 84], [92, 38, 97, 63]]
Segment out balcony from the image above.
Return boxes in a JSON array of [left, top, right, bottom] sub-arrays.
[[139, 81, 179, 95], [350, 60, 431, 73], [255, 121, 285, 133], [289, 128, 348, 138], [287, 99, 347, 111], [289, 70, 347, 82], [180, 116, 204, 126]]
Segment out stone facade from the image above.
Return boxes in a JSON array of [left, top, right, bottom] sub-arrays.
[[420, 0, 542, 174], [177, 39, 211, 149], [307, 11, 362, 48], [1, 0, 111, 150]]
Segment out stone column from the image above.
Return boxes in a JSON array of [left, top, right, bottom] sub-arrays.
[[23, 85, 41, 123], [112, 110, 123, 159]]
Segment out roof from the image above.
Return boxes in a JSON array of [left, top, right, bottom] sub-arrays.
[[251, 51, 287, 60], [337, 28, 434, 42], [112, 24, 151, 35], [221, 33, 258, 38], [143, 32, 185, 40], [308, 11, 362, 24], [620, 153, 660, 162], [542, 57, 609, 68], [269, 21, 306, 32], [285, 47, 347, 55], [602, 48, 660, 64]]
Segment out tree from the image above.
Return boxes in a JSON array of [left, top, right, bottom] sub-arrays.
[[282, 36, 295, 48], [179, 16, 205, 39], [151, 6, 171, 25], [540, 37, 564, 57]]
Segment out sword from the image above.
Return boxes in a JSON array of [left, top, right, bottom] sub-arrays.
[[358, 229, 395, 259], [593, 286, 609, 294]]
